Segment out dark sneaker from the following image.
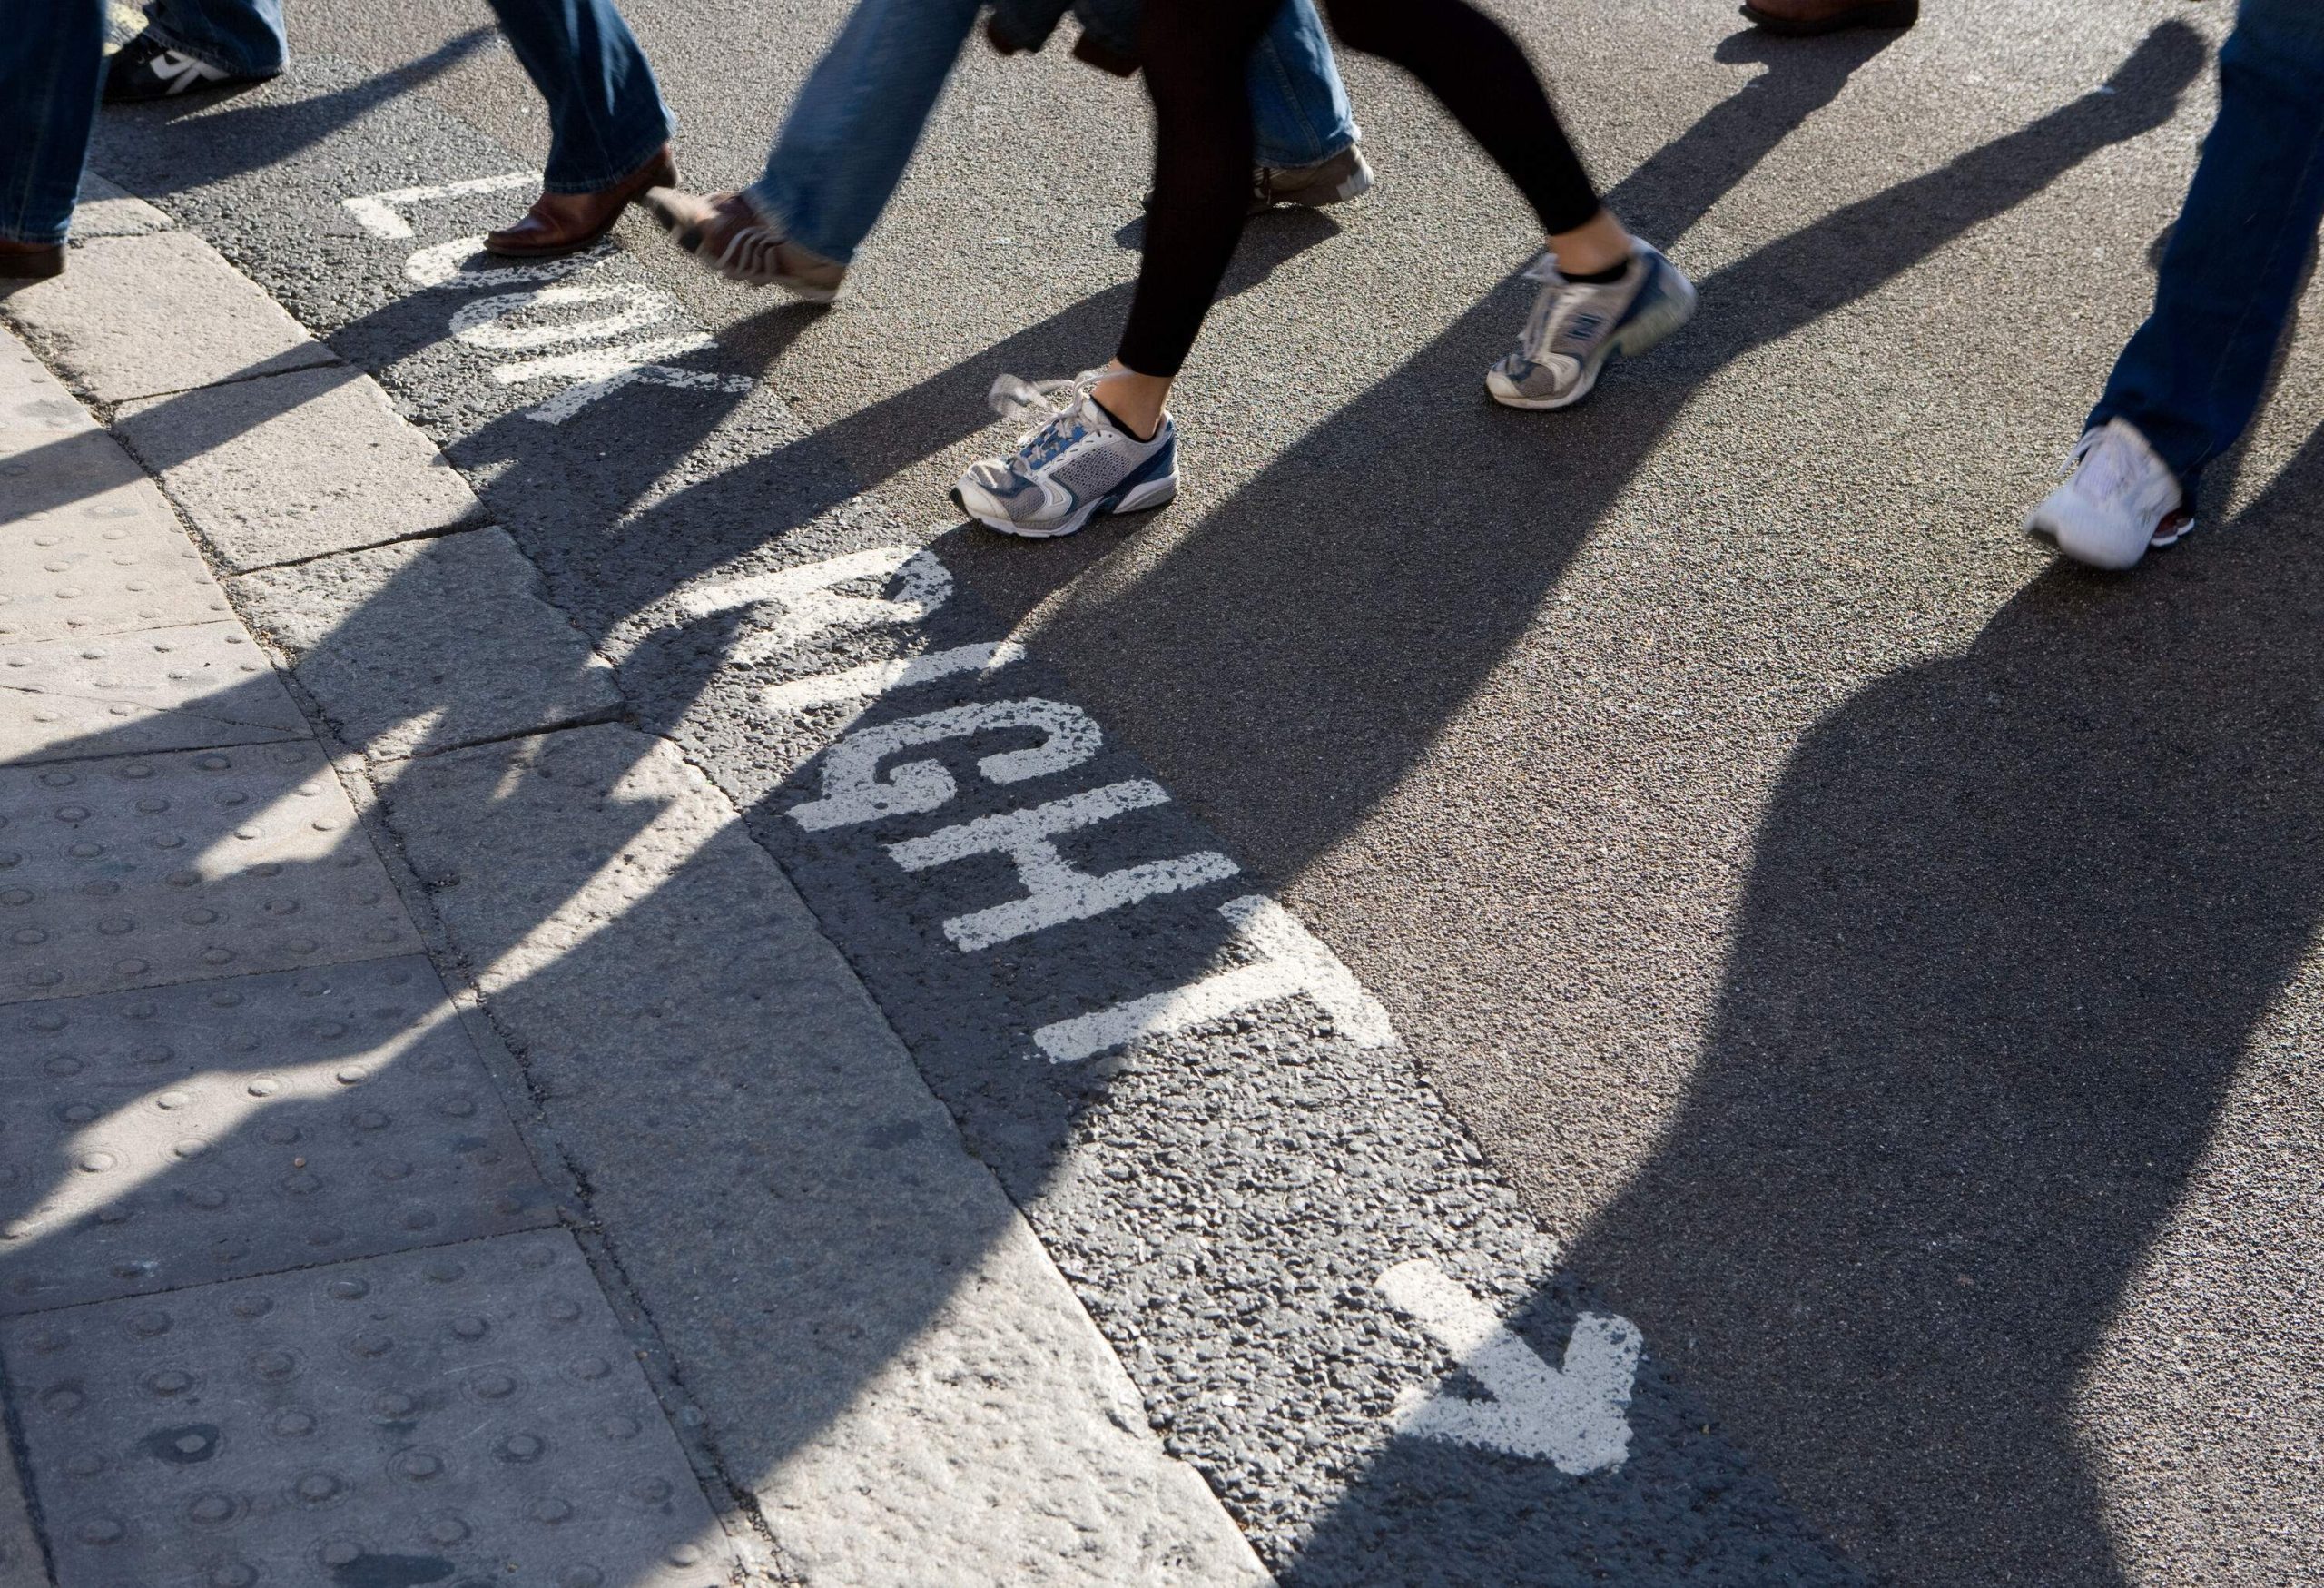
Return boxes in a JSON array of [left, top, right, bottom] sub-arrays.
[[0, 241, 67, 280], [1251, 144, 1375, 214], [104, 33, 267, 102]]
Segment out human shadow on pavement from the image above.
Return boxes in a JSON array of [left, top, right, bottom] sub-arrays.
[[1555, 422, 2324, 1588]]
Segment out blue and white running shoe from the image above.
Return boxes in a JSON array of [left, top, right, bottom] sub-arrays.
[[955, 389, 1178, 538], [1486, 239, 1696, 410]]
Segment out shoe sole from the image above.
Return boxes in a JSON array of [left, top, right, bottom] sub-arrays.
[[2023, 508, 2197, 568], [958, 471, 1179, 539], [1486, 267, 1699, 411]]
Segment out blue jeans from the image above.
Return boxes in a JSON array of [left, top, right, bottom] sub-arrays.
[[0, 0, 675, 242], [2089, 0, 2324, 495], [0, 0, 104, 244], [144, 0, 288, 77], [752, 0, 1359, 264]]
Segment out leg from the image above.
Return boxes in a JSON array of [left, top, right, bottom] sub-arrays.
[[747, 0, 988, 264], [478, 0, 677, 257], [1248, 0, 1357, 172], [2088, 0, 2324, 491], [0, 0, 103, 264], [487, 0, 674, 193], [140, 0, 286, 77]]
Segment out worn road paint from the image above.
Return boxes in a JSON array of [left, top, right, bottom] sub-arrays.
[[887, 779, 1241, 952], [1379, 1258, 1642, 1475], [340, 173, 538, 240], [1035, 894, 1394, 1062], [760, 641, 1027, 714]]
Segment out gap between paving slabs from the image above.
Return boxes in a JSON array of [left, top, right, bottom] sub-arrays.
[[5, 186, 1275, 1584]]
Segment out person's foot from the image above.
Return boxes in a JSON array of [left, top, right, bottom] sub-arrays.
[[2023, 418, 2192, 571], [640, 188, 846, 301], [1738, 0, 1919, 35], [483, 145, 677, 260], [1251, 144, 1375, 215], [1486, 239, 1696, 410], [0, 241, 67, 280], [954, 387, 1177, 538], [103, 33, 270, 102]]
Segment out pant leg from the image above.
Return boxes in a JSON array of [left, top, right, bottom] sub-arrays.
[[487, 0, 675, 192], [1323, 0, 1599, 235], [746, 0, 986, 264], [1118, 0, 1282, 377], [1248, 0, 1358, 171], [0, 0, 104, 245], [2088, 0, 2324, 490], [143, 0, 287, 77]]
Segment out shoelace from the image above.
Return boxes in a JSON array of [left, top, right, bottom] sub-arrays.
[[986, 367, 1114, 473], [2061, 427, 2142, 506], [1516, 253, 1627, 364]]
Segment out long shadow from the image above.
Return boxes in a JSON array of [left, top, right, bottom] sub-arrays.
[[1552, 420, 2324, 1586], [992, 21, 2206, 883], [96, 26, 500, 187], [15, 15, 2235, 1585]]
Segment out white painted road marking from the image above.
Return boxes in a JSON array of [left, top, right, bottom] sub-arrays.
[[788, 698, 1105, 832], [1036, 894, 1395, 1062], [887, 779, 1241, 952], [341, 173, 539, 240], [677, 547, 950, 662], [1378, 1260, 1641, 1475], [760, 641, 1026, 713], [346, 178, 755, 423]]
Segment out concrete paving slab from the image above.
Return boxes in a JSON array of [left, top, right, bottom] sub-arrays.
[[69, 175, 172, 242], [0, 471, 237, 646], [1, 1229, 734, 1588], [231, 528, 619, 758], [0, 741, 421, 1005], [1, 340, 99, 442], [0, 622, 310, 766], [114, 364, 484, 572], [380, 724, 1270, 1587], [0, 957, 556, 1315], [2, 337, 236, 647], [0, 1435, 44, 1587], [0, 232, 335, 404]]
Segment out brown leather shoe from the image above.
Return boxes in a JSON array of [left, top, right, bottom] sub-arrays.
[[0, 240, 66, 280], [483, 144, 677, 259], [1740, 0, 1918, 35]]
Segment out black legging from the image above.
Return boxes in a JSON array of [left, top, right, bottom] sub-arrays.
[[1120, 0, 1605, 378]]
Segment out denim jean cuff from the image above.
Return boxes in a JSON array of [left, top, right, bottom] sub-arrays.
[[541, 117, 676, 195], [1, 225, 70, 247], [1255, 126, 1356, 173], [742, 178, 856, 267], [142, 25, 281, 79]]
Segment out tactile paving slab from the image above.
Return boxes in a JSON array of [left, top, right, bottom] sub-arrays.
[[0, 469, 238, 646], [0, 621, 310, 765], [2, 1231, 732, 1588], [0, 1434, 40, 1588], [0, 742, 421, 1004], [0, 957, 556, 1314]]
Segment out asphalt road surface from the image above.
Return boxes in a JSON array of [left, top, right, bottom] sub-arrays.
[[84, 0, 2324, 1582]]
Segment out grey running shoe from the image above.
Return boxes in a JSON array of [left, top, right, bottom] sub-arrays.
[[1486, 239, 1696, 410], [955, 388, 1178, 538], [643, 188, 847, 301], [1251, 144, 1375, 214]]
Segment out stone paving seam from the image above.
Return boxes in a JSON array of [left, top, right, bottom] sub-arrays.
[[0, 1392, 53, 1588]]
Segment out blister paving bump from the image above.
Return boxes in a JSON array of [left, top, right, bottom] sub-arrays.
[[0, 741, 420, 1004], [0, 956, 556, 1313], [1, 1230, 733, 1588], [0, 620, 310, 765]]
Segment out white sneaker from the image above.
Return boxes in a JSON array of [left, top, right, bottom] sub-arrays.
[[2024, 418, 2192, 571], [954, 389, 1177, 538]]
